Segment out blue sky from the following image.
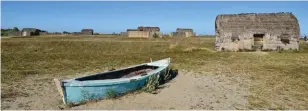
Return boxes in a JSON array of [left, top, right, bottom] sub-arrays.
[[1, 1, 308, 35]]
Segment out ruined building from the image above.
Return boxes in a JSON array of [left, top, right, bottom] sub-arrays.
[[215, 12, 300, 51]]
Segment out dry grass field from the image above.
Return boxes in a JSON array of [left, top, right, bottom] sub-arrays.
[[1, 36, 308, 110]]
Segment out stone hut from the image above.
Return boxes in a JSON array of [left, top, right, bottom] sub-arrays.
[[21, 28, 40, 36], [215, 12, 300, 51], [81, 29, 94, 35]]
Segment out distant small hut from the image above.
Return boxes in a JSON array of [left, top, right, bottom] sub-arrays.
[[21, 28, 40, 36], [81, 29, 94, 35], [215, 12, 300, 51], [177, 28, 195, 37], [169, 28, 195, 37]]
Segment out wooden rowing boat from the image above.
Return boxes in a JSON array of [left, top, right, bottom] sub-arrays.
[[54, 58, 170, 105]]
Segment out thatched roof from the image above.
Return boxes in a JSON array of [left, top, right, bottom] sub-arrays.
[[127, 29, 138, 31], [215, 12, 300, 37], [22, 28, 39, 32], [138, 26, 160, 31], [176, 28, 193, 32], [81, 29, 93, 32]]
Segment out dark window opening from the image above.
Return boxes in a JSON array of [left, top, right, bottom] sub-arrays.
[[253, 34, 265, 38], [231, 33, 239, 42], [253, 34, 264, 43], [253, 34, 264, 50], [280, 34, 290, 44], [281, 38, 290, 44], [75, 65, 159, 81], [231, 37, 239, 42]]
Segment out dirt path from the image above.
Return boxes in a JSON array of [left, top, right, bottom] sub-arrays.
[[1, 71, 249, 110]]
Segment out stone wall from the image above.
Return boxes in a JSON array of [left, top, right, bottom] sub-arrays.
[[128, 31, 150, 38], [215, 12, 300, 51], [8, 31, 22, 37], [185, 32, 195, 37], [127, 26, 161, 38]]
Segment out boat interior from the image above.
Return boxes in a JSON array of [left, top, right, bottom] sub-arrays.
[[75, 65, 159, 81]]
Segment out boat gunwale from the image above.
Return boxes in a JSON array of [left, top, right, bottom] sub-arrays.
[[62, 58, 170, 87], [72, 63, 149, 81], [63, 66, 167, 87]]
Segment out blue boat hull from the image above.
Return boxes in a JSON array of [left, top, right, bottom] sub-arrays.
[[55, 58, 170, 105]]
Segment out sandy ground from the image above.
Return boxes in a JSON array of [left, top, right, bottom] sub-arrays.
[[1, 70, 249, 110]]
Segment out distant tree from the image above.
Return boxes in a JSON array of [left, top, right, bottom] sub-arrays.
[[40, 30, 47, 32], [1, 28, 13, 36], [12, 27, 19, 32], [63, 31, 69, 34], [153, 33, 159, 38], [304, 35, 307, 41]]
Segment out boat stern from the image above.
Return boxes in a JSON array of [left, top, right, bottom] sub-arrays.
[[53, 78, 67, 104], [147, 58, 170, 67]]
